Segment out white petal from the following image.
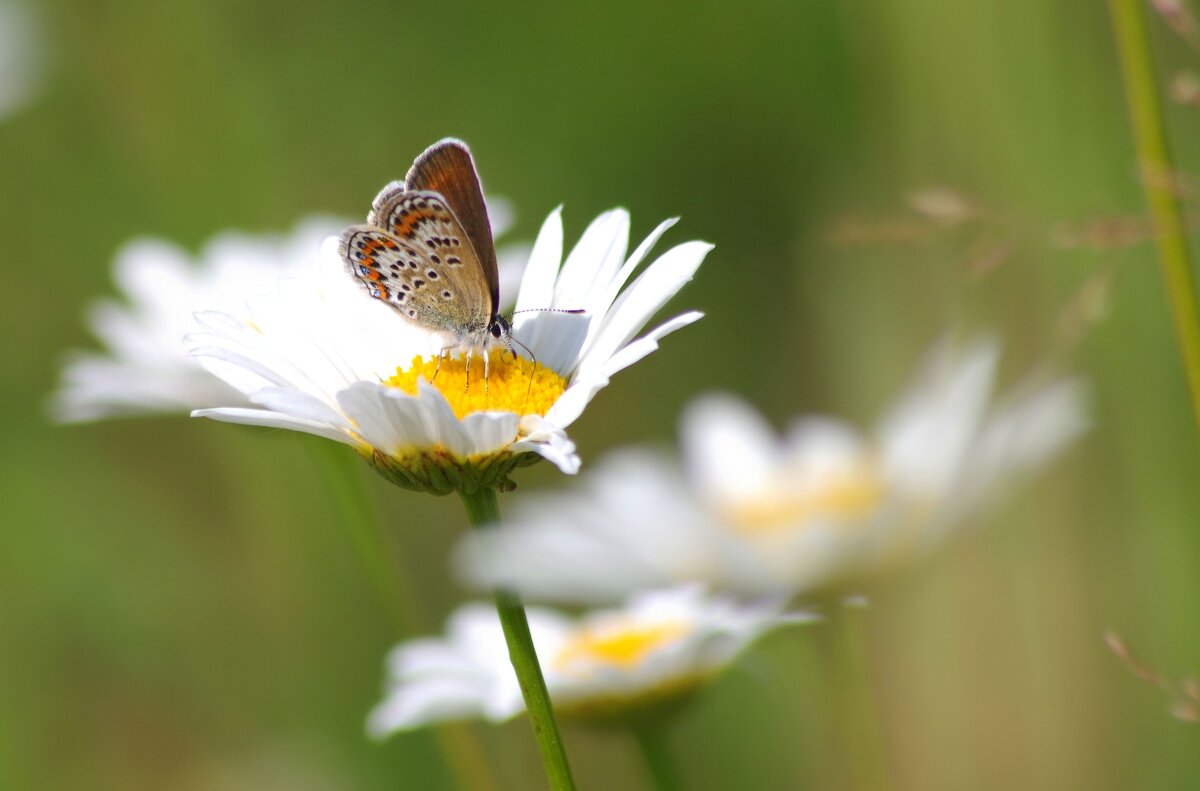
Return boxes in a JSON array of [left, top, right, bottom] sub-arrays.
[[457, 450, 711, 603], [782, 417, 868, 467], [552, 209, 630, 310], [191, 407, 353, 445], [0, 1, 45, 121], [681, 393, 782, 502], [574, 241, 712, 382], [542, 371, 609, 431], [514, 207, 564, 315], [581, 217, 678, 349], [598, 311, 704, 379], [511, 415, 580, 474], [388, 639, 482, 678], [51, 353, 243, 422], [188, 343, 295, 394], [336, 382, 516, 460], [335, 383, 443, 455], [459, 410, 522, 455], [980, 377, 1089, 473], [367, 677, 494, 735], [936, 375, 1089, 527], [541, 309, 701, 430], [111, 239, 193, 309], [248, 386, 351, 429], [411, 380, 501, 458], [515, 312, 590, 377], [53, 216, 353, 422], [878, 337, 999, 496]]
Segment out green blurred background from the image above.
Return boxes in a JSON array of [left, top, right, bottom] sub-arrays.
[[3, 0, 1199, 788]]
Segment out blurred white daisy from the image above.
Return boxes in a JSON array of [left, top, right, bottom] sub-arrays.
[[52, 217, 344, 422], [0, 1, 45, 122], [367, 585, 807, 734], [52, 204, 526, 423], [186, 208, 709, 491], [456, 337, 1088, 602]]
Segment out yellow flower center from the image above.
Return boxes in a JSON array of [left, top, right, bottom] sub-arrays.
[[385, 350, 567, 420], [722, 464, 885, 535], [552, 620, 692, 675]]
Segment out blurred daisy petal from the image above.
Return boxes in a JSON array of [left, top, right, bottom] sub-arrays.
[[458, 337, 1088, 601], [51, 218, 347, 422]]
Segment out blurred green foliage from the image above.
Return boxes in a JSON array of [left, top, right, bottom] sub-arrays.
[[3, 0, 1200, 788]]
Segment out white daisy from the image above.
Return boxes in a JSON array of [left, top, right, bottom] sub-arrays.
[[456, 337, 1089, 601], [186, 208, 710, 491], [366, 585, 807, 734], [52, 205, 527, 423]]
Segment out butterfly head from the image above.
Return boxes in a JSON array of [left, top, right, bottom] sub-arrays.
[[489, 314, 511, 342]]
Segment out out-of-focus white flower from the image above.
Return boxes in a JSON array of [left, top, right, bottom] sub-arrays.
[[52, 207, 529, 424], [186, 208, 709, 491], [52, 218, 345, 422], [367, 585, 807, 734], [457, 338, 1088, 602], [0, 1, 44, 122]]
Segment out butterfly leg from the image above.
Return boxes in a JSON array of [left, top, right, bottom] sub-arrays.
[[430, 351, 442, 384], [463, 349, 472, 394], [430, 346, 451, 385], [482, 349, 491, 397]]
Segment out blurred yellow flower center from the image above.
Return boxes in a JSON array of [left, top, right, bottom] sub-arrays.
[[723, 465, 885, 534], [552, 620, 692, 673], [386, 350, 567, 420]]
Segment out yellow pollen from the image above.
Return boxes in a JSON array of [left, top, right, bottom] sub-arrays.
[[723, 466, 885, 535], [552, 620, 692, 674], [385, 349, 567, 420]]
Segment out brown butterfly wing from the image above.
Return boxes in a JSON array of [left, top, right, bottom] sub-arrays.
[[402, 139, 500, 313]]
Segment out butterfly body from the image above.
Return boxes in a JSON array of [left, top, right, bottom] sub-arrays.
[[339, 140, 511, 365]]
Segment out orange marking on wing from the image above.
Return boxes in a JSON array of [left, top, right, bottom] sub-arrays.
[[393, 207, 439, 239], [360, 239, 387, 265]]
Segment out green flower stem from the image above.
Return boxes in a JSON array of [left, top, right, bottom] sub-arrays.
[[309, 440, 500, 791], [820, 606, 889, 791], [1111, 0, 1200, 435], [460, 486, 578, 791], [631, 722, 682, 791]]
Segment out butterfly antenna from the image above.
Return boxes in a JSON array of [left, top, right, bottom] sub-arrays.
[[502, 309, 582, 409], [510, 308, 587, 316], [506, 335, 540, 406]]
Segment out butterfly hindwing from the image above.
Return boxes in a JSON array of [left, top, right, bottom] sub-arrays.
[[340, 192, 492, 337], [339, 226, 415, 315]]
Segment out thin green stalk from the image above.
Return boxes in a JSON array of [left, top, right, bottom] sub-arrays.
[[818, 606, 889, 791], [308, 440, 407, 631], [631, 722, 682, 791], [309, 440, 500, 791], [1111, 0, 1200, 435], [460, 487, 578, 791]]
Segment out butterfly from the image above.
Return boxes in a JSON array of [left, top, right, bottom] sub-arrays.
[[339, 139, 512, 379]]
